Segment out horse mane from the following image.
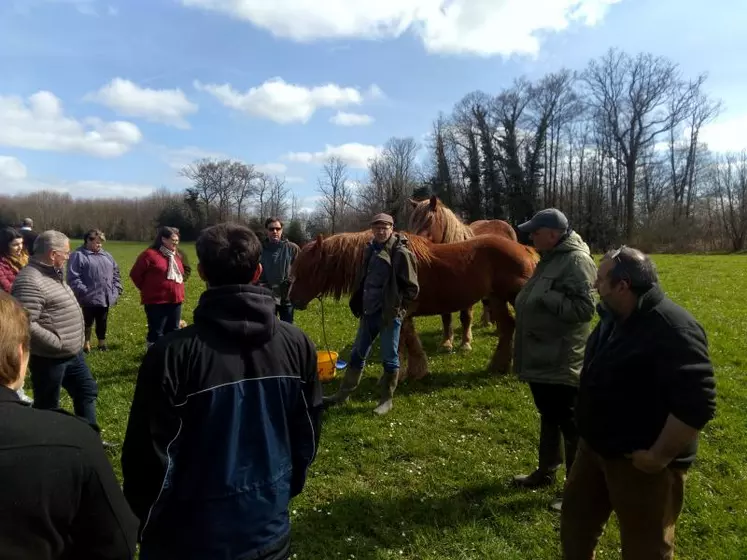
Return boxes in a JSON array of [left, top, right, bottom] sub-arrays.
[[410, 198, 473, 243], [300, 230, 434, 300]]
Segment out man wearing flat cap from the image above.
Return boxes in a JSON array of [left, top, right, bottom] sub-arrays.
[[512, 208, 597, 511], [324, 212, 419, 415]]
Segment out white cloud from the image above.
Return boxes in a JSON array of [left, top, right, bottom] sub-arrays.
[[285, 142, 382, 169], [162, 146, 230, 171], [180, 0, 620, 57], [255, 162, 287, 174], [0, 91, 142, 157], [194, 77, 368, 124], [86, 78, 198, 129], [0, 156, 28, 180], [701, 113, 747, 153], [4, 177, 156, 199], [330, 112, 374, 126]]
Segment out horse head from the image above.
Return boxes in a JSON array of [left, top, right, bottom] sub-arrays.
[[408, 195, 445, 242], [288, 234, 325, 311]]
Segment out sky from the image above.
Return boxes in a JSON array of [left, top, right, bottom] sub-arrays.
[[0, 0, 745, 211]]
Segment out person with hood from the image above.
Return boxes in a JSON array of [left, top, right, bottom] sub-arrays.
[[511, 208, 597, 511], [121, 223, 323, 560], [259, 217, 300, 324], [67, 229, 123, 352]]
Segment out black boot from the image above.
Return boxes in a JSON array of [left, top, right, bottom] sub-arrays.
[[513, 417, 562, 488], [322, 367, 363, 407], [373, 369, 399, 415]]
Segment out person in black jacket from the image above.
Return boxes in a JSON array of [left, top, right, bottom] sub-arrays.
[[0, 290, 138, 560], [561, 246, 716, 560], [121, 222, 323, 560]]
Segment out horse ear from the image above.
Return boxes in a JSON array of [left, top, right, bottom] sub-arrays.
[[408, 198, 419, 208], [429, 194, 439, 210]]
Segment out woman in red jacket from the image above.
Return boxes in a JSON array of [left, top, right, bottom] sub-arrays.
[[0, 227, 28, 293], [129, 227, 191, 349]]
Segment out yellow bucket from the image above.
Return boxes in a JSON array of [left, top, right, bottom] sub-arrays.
[[316, 351, 339, 383]]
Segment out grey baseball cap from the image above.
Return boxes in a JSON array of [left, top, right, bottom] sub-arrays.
[[517, 208, 569, 233]]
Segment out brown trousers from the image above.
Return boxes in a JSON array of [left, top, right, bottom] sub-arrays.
[[560, 439, 686, 560]]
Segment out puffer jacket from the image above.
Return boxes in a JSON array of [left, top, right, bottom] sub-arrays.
[[11, 260, 85, 359], [513, 230, 597, 387]]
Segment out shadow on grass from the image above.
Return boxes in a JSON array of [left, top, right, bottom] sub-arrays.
[[291, 480, 547, 559]]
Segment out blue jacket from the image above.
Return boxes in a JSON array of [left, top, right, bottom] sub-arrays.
[[66, 247, 123, 308], [121, 284, 323, 560]]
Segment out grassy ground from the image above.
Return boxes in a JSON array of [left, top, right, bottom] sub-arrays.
[[48, 242, 746, 559]]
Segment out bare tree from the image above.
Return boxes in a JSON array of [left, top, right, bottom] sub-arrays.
[[254, 173, 272, 220], [268, 176, 290, 219], [230, 162, 261, 222], [317, 156, 352, 233], [181, 158, 258, 223], [583, 49, 698, 241], [712, 151, 747, 251]]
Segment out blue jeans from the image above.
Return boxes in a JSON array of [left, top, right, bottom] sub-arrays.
[[276, 304, 294, 324], [349, 312, 402, 373], [29, 351, 99, 428], [144, 303, 183, 344]]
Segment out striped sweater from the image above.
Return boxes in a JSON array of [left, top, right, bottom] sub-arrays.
[[11, 260, 85, 359]]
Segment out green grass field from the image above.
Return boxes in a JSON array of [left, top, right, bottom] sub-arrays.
[[49, 242, 746, 559]]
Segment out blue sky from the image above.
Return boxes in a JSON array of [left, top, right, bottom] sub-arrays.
[[0, 0, 745, 209]]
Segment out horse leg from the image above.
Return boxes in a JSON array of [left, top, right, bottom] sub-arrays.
[[398, 323, 409, 382], [459, 306, 473, 351], [440, 313, 454, 352], [479, 299, 492, 328], [487, 297, 514, 374], [402, 316, 429, 380]]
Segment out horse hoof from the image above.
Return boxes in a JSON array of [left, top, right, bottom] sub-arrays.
[[460, 343, 472, 352], [440, 343, 454, 353]]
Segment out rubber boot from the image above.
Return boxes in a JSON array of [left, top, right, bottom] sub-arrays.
[[513, 417, 562, 488], [373, 369, 399, 416], [323, 367, 363, 407], [550, 429, 579, 512], [83, 328, 92, 354], [98, 339, 108, 351]]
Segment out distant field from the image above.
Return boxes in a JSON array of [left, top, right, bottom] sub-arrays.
[[47, 242, 747, 559]]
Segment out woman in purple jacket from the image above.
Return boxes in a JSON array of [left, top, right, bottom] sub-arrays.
[[67, 229, 123, 352]]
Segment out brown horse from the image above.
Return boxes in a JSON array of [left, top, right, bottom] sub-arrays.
[[288, 231, 537, 380], [407, 195, 529, 348]]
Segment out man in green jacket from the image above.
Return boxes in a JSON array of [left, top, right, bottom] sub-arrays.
[[512, 208, 597, 511], [323, 213, 419, 416]]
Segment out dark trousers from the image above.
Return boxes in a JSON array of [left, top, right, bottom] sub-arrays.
[[29, 351, 99, 428], [144, 303, 182, 344], [561, 439, 686, 560], [529, 382, 579, 474], [82, 306, 110, 340], [276, 304, 294, 324]]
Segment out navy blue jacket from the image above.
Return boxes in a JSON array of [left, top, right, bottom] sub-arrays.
[[121, 283, 323, 560]]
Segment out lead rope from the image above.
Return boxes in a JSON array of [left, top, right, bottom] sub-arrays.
[[317, 295, 334, 365]]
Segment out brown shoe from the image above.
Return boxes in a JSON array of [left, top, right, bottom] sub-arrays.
[[513, 469, 556, 488]]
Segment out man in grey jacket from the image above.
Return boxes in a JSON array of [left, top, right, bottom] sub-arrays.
[[11, 231, 100, 431]]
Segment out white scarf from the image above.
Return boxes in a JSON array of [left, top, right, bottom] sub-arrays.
[[159, 246, 183, 284]]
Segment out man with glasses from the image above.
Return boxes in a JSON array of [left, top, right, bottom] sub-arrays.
[[259, 217, 300, 323], [561, 246, 716, 560], [11, 230, 102, 435], [323, 213, 419, 415]]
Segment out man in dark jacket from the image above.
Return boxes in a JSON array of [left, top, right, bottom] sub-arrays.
[[561, 246, 717, 560], [0, 290, 138, 560], [259, 217, 300, 323], [19, 217, 38, 256], [121, 223, 323, 560], [324, 213, 419, 415]]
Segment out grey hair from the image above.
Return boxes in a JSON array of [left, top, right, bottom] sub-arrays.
[[34, 230, 69, 256], [602, 246, 658, 296]]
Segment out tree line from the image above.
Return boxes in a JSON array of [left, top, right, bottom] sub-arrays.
[[1, 47, 745, 251]]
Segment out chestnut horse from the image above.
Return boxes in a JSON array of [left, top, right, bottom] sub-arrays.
[[288, 231, 537, 380], [408, 195, 530, 349]]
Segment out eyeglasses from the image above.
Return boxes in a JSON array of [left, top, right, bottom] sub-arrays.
[[268, 227, 282, 232]]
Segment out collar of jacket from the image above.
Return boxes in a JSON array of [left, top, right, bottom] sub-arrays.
[[193, 283, 277, 347], [29, 258, 64, 281], [0, 385, 27, 405]]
